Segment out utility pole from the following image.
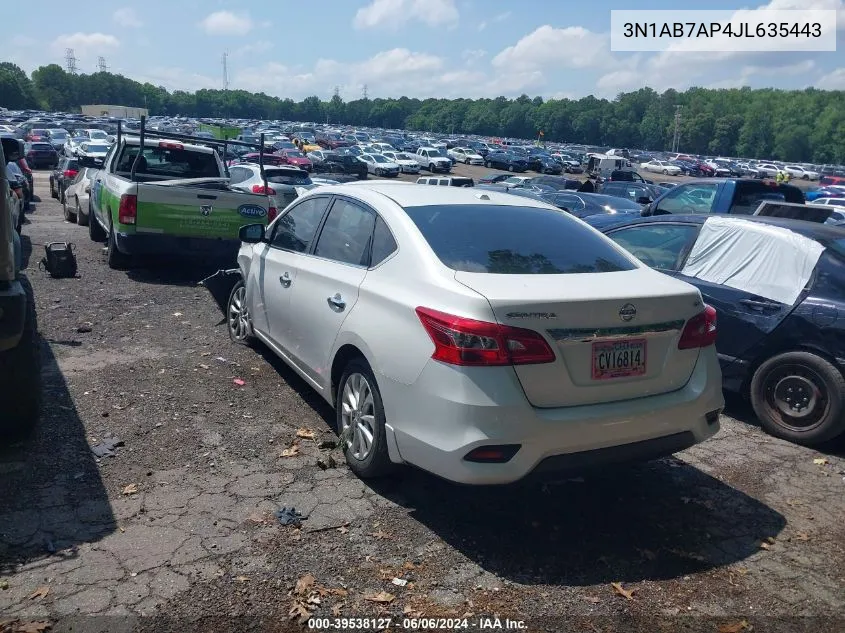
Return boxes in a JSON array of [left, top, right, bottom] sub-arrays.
[[97, 56, 108, 73], [672, 105, 682, 153], [65, 48, 78, 74], [222, 52, 229, 90]]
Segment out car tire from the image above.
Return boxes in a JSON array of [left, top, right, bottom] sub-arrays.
[[485, 162, 491, 168], [62, 196, 73, 222], [802, 174, 809, 180], [0, 276, 42, 438], [107, 220, 130, 270], [750, 351, 845, 446], [662, 169, 669, 175], [49, 179, 56, 199], [89, 201, 107, 242], [76, 197, 88, 226], [508, 164, 514, 172], [428, 163, 436, 172], [465, 158, 470, 165], [336, 357, 394, 479], [226, 279, 254, 346]]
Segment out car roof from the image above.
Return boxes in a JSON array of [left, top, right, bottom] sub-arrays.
[[314, 181, 558, 210], [600, 213, 845, 241]]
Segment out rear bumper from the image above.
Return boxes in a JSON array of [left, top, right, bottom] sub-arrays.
[[382, 346, 724, 485], [115, 231, 240, 258]]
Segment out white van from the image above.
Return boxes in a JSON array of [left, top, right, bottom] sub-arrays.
[[586, 153, 632, 178]]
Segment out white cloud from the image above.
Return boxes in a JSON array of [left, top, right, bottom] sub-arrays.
[[478, 11, 510, 31], [113, 8, 143, 28], [199, 11, 254, 36], [818, 67, 845, 88], [233, 40, 274, 57], [353, 0, 459, 30], [462, 49, 487, 64], [492, 25, 613, 71]]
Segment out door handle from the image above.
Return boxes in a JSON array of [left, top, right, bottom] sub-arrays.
[[739, 298, 781, 312], [279, 273, 292, 287], [327, 293, 346, 310]]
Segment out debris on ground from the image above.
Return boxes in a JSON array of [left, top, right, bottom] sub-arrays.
[[280, 441, 301, 458], [0, 620, 53, 633], [718, 620, 750, 633], [274, 507, 305, 526], [813, 458, 829, 466], [89, 435, 124, 458], [121, 483, 139, 495], [28, 587, 50, 600], [296, 428, 316, 440], [76, 323, 93, 333], [318, 439, 338, 450], [610, 582, 636, 600], [391, 578, 408, 587], [233, 378, 245, 386], [364, 591, 395, 603]]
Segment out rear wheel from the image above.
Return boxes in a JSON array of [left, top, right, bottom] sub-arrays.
[[89, 201, 107, 242], [336, 358, 394, 479], [107, 220, 130, 269], [76, 196, 88, 226], [429, 163, 436, 172], [226, 279, 254, 346], [508, 164, 515, 172], [62, 195, 76, 222], [49, 179, 56, 199], [750, 351, 845, 446], [662, 169, 669, 175]]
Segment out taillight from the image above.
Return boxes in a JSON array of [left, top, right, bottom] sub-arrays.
[[63, 169, 78, 179], [268, 206, 278, 222], [159, 141, 183, 150], [678, 305, 717, 350], [118, 194, 137, 225], [251, 184, 277, 195], [415, 307, 555, 366]]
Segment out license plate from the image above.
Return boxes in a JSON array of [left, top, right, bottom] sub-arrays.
[[592, 338, 647, 380]]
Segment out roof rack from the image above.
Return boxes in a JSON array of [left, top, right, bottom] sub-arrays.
[[117, 115, 268, 187]]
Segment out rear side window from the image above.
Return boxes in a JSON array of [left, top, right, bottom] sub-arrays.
[[370, 216, 397, 266], [404, 204, 635, 274], [732, 181, 805, 215], [607, 223, 700, 271], [271, 196, 330, 253]]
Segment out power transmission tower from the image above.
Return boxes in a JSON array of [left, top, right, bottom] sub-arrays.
[[672, 105, 682, 153], [333, 85, 340, 99], [65, 48, 78, 74], [362, 84, 368, 100], [222, 52, 229, 90], [97, 56, 108, 73]]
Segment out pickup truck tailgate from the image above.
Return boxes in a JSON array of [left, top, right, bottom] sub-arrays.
[[135, 179, 269, 239]]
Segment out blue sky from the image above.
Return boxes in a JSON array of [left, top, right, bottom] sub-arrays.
[[2, 0, 843, 99]]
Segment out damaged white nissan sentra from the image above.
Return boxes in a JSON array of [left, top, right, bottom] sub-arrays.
[[221, 182, 724, 485]]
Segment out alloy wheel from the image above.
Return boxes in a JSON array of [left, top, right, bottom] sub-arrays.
[[340, 373, 376, 461], [228, 285, 251, 341]]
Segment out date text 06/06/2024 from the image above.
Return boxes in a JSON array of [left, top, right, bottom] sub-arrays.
[[306, 617, 528, 629], [622, 21, 822, 39]]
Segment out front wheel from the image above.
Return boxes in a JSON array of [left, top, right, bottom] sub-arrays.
[[429, 163, 436, 172], [662, 169, 669, 175], [62, 196, 76, 222], [226, 279, 254, 346], [508, 164, 515, 172], [89, 202, 107, 241], [750, 351, 845, 446], [336, 358, 394, 479], [76, 197, 88, 226]]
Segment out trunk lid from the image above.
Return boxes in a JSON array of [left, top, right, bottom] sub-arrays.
[[136, 182, 269, 239], [455, 269, 705, 407]]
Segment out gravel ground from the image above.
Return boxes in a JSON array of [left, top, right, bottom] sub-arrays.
[[0, 171, 843, 633]]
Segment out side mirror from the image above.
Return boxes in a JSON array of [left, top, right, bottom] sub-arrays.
[[637, 196, 652, 204], [239, 223, 266, 243]]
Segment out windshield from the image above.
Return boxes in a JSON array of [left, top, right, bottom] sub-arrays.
[[286, 151, 305, 158], [427, 150, 445, 157], [404, 204, 636, 274], [373, 155, 389, 163], [89, 131, 108, 139], [86, 144, 110, 152], [49, 131, 68, 139]]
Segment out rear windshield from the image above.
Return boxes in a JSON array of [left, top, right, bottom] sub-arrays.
[[449, 178, 474, 187], [265, 171, 312, 186], [731, 181, 806, 215], [31, 143, 54, 150], [115, 146, 220, 179], [404, 204, 636, 274]]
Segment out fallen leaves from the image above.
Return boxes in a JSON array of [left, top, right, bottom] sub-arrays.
[[370, 530, 391, 540], [718, 620, 750, 633], [331, 603, 344, 616], [121, 483, 138, 496], [0, 621, 52, 633], [280, 441, 301, 458], [28, 587, 49, 600], [296, 428, 315, 440], [234, 576, 250, 583], [582, 595, 601, 604], [294, 574, 316, 596], [759, 542, 771, 550], [610, 582, 636, 600], [364, 591, 395, 604], [403, 606, 422, 618], [337, 524, 349, 535], [794, 532, 811, 541], [813, 457, 829, 466], [402, 561, 417, 570]]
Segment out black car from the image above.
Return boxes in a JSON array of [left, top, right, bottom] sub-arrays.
[[49, 157, 79, 202], [318, 152, 368, 180], [467, 141, 490, 157], [527, 154, 563, 174], [607, 170, 647, 183], [531, 175, 582, 190], [478, 173, 511, 185], [600, 181, 667, 205], [24, 141, 59, 169], [591, 213, 845, 447], [485, 151, 528, 172]]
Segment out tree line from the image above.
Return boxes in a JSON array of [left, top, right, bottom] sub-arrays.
[[1, 61, 843, 163]]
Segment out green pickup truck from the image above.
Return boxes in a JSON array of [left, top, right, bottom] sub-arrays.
[[88, 122, 275, 268]]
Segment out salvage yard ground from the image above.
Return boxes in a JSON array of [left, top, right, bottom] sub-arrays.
[[0, 172, 843, 633]]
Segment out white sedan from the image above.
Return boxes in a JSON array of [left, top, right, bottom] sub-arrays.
[[784, 165, 820, 180], [448, 147, 485, 165], [641, 160, 682, 176], [223, 183, 724, 484], [382, 151, 420, 174], [62, 166, 99, 225], [358, 154, 401, 177], [76, 142, 110, 165]]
